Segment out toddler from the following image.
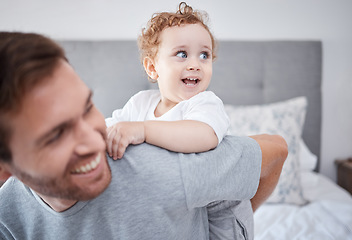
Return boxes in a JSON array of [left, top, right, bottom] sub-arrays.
[[105, 2, 229, 159], [106, 2, 250, 239]]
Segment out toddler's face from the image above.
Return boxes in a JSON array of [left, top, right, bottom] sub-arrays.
[[153, 23, 213, 108]]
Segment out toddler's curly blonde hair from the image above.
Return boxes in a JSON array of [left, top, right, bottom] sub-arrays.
[[137, 2, 217, 64]]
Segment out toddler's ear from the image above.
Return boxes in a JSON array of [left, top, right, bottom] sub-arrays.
[[143, 57, 158, 81]]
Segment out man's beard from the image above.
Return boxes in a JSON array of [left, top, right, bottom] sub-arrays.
[[10, 157, 112, 202]]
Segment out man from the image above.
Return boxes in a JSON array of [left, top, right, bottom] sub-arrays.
[[0, 32, 287, 239]]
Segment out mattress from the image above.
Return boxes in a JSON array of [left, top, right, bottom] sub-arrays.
[[254, 171, 352, 240]]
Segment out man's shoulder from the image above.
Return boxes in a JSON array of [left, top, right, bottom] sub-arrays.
[[107, 143, 183, 186], [108, 143, 179, 169], [1, 177, 19, 193], [0, 178, 28, 215]]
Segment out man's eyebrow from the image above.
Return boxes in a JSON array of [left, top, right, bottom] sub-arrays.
[[36, 90, 94, 146], [36, 121, 71, 147], [87, 90, 93, 105]]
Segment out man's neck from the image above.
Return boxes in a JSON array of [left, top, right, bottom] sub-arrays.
[[37, 193, 78, 212]]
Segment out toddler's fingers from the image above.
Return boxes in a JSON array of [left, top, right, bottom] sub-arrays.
[[106, 129, 116, 157], [112, 137, 120, 160], [106, 126, 115, 140], [117, 140, 128, 159]]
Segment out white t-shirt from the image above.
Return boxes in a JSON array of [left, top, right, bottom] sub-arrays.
[[105, 90, 230, 144]]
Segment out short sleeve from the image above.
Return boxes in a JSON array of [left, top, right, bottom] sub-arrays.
[[182, 91, 229, 144], [105, 100, 134, 127], [105, 90, 160, 127], [178, 135, 262, 209]]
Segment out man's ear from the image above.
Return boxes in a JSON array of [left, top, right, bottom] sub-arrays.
[[143, 57, 158, 81], [0, 163, 12, 182]]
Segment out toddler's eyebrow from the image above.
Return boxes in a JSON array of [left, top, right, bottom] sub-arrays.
[[202, 45, 212, 51], [172, 45, 187, 51]]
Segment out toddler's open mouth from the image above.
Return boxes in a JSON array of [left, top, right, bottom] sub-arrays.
[[182, 78, 199, 86]]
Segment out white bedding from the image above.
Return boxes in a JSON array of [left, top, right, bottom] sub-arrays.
[[254, 171, 352, 240]]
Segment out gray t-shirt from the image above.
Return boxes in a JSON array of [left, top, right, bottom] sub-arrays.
[[0, 136, 261, 240]]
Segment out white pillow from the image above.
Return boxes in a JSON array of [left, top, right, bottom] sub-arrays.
[[299, 140, 318, 172], [225, 97, 308, 205]]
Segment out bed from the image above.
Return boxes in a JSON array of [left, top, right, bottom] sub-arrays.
[[57, 40, 352, 239]]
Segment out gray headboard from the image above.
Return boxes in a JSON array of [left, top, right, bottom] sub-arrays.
[[59, 40, 322, 170]]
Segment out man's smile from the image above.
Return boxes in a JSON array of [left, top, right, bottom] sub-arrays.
[[71, 153, 102, 174]]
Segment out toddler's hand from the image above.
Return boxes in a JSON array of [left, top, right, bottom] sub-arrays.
[[106, 122, 145, 160]]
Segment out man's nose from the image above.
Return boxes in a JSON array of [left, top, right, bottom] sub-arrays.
[[74, 119, 105, 155]]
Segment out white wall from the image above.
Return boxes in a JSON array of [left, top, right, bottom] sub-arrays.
[[1, 0, 351, 182]]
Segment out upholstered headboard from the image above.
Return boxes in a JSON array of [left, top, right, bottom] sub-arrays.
[[59, 40, 322, 170]]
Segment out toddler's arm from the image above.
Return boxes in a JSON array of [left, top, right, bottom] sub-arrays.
[[106, 120, 218, 160], [145, 120, 218, 152]]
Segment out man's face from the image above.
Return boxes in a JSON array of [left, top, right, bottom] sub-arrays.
[[6, 60, 111, 202]]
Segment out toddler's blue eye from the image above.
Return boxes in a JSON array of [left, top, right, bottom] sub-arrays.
[[176, 51, 187, 58], [200, 52, 209, 60]]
